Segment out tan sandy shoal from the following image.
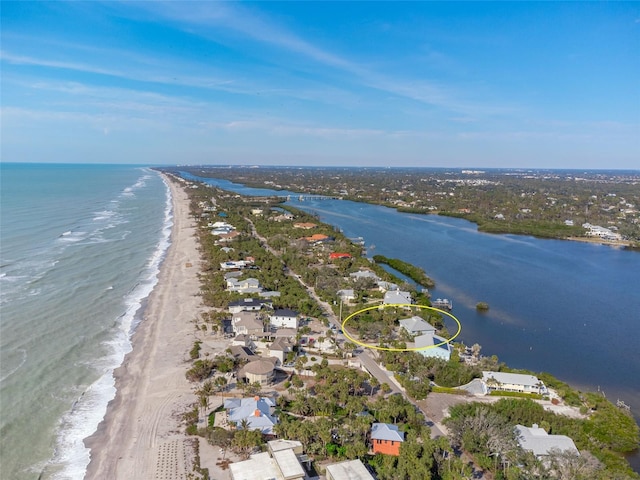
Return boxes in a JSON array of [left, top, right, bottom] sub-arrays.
[[84, 175, 203, 479]]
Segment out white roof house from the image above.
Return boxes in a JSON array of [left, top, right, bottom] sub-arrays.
[[481, 371, 547, 395], [515, 424, 579, 458], [371, 423, 405, 442], [337, 289, 356, 302], [399, 316, 436, 336], [230, 440, 307, 480], [224, 396, 277, 435], [350, 270, 381, 282], [382, 290, 412, 305], [325, 459, 375, 480], [227, 277, 262, 293]]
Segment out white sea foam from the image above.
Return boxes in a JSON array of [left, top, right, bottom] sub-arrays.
[[47, 171, 173, 480]]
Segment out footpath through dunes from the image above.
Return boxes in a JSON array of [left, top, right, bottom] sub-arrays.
[[84, 176, 204, 480]]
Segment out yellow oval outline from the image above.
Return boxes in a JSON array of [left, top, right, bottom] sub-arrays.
[[340, 303, 461, 353]]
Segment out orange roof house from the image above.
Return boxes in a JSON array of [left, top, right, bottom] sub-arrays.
[[371, 423, 404, 456], [329, 252, 352, 260], [305, 233, 330, 242]]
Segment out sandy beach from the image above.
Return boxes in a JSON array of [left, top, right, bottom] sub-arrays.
[[84, 175, 203, 479]]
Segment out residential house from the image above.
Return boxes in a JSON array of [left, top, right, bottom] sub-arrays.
[[229, 440, 307, 480], [515, 424, 579, 458], [370, 423, 405, 456], [218, 231, 241, 243], [325, 459, 374, 480], [228, 345, 255, 362], [220, 260, 249, 271], [349, 270, 381, 282], [293, 222, 317, 229], [270, 308, 299, 329], [414, 333, 452, 361], [399, 316, 436, 336], [382, 289, 412, 305], [224, 396, 278, 434], [304, 233, 331, 243], [268, 337, 294, 366], [227, 277, 262, 294], [337, 289, 356, 303], [239, 358, 277, 385], [481, 371, 547, 395], [231, 312, 264, 337], [228, 298, 270, 314], [377, 281, 399, 292], [329, 252, 352, 260]]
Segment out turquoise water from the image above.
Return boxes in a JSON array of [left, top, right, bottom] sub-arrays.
[[0, 164, 171, 479]]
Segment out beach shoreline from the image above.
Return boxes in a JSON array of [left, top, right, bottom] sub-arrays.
[[84, 174, 203, 479]]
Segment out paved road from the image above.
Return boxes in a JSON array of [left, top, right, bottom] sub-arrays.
[[247, 217, 446, 437]]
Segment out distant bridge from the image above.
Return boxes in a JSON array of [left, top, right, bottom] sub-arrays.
[[249, 195, 340, 202], [281, 194, 340, 201]]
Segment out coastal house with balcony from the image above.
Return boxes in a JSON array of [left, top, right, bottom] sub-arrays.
[[270, 308, 299, 329]]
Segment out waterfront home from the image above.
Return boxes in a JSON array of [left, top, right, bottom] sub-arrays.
[[382, 289, 413, 305], [270, 308, 299, 329], [293, 222, 317, 229], [220, 260, 249, 271], [229, 440, 306, 480], [481, 371, 547, 395], [414, 333, 452, 361], [515, 424, 579, 458], [228, 298, 270, 314], [304, 233, 333, 243], [238, 358, 277, 385], [231, 312, 264, 337], [349, 270, 381, 283], [377, 280, 399, 292], [226, 277, 262, 294], [399, 316, 436, 336], [224, 396, 278, 434], [370, 423, 405, 456], [325, 459, 374, 480], [329, 252, 352, 260]]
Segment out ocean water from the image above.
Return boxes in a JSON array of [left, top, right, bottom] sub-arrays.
[[0, 164, 171, 479]]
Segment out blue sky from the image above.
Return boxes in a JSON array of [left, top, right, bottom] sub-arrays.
[[1, 1, 638, 168]]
